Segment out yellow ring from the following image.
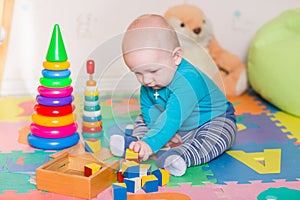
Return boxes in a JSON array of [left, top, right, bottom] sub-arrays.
[[84, 90, 99, 97], [82, 120, 102, 128], [43, 61, 70, 70], [32, 113, 76, 127]]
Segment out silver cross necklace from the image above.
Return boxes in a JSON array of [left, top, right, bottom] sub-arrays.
[[154, 89, 159, 100]]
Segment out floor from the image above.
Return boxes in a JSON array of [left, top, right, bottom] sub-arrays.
[[0, 90, 300, 200]]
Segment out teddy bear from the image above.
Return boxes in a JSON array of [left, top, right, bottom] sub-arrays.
[[164, 4, 248, 97]]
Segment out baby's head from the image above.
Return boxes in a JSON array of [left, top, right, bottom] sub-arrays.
[[122, 14, 182, 89]]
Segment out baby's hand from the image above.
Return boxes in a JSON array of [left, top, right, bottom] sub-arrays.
[[129, 140, 153, 161], [164, 134, 182, 148]]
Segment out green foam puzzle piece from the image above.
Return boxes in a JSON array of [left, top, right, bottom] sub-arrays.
[[257, 187, 300, 200], [0, 172, 36, 194], [46, 24, 68, 62], [0, 150, 52, 171], [166, 164, 217, 187]]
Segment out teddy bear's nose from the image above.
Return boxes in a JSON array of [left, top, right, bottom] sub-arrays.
[[193, 28, 201, 35]]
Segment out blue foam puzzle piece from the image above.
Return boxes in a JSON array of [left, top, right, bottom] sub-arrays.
[[208, 141, 300, 184]]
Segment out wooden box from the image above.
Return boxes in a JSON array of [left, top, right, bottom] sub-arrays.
[[36, 152, 119, 199]]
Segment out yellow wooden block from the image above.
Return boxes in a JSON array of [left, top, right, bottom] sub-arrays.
[[125, 149, 138, 160], [160, 169, 170, 186], [85, 139, 101, 153], [226, 149, 281, 174], [152, 168, 169, 186], [84, 163, 102, 176]]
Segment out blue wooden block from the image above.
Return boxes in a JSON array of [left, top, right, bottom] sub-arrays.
[[141, 175, 158, 193], [124, 177, 141, 193], [152, 168, 169, 186], [124, 124, 134, 136], [112, 183, 127, 200]]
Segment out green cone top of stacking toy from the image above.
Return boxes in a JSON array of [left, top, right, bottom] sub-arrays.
[[46, 24, 68, 62]]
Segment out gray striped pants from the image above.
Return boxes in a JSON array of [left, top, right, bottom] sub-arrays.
[[133, 114, 237, 167]]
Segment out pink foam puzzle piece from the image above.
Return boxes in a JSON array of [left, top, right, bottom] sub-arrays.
[[0, 121, 35, 153]]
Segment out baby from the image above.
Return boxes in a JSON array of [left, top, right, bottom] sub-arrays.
[[110, 14, 237, 176]]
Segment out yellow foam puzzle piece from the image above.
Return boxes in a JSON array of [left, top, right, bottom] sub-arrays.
[[226, 149, 281, 174]]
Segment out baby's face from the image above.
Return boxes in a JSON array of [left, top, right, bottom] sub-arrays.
[[124, 49, 178, 89]]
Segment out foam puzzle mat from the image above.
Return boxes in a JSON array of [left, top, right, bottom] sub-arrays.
[[0, 90, 300, 200]]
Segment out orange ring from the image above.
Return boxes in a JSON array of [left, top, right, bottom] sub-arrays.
[[43, 61, 70, 70], [82, 120, 102, 128], [32, 113, 76, 127]]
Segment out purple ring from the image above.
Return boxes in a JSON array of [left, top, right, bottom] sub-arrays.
[[36, 95, 74, 106]]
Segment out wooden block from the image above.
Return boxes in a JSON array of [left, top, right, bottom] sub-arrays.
[[124, 177, 141, 193], [152, 168, 169, 186], [36, 152, 119, 199], [112, 183, 127, 200], [117, 170, 125, 183], [139, 164, 151, 177], [85, 138, 101, 153], [124, 124, 134, 136], [141, 175, 158, 193], [125, 149, 138, 161], [122, 161, 139, 177], [84, 163, 102, 177]]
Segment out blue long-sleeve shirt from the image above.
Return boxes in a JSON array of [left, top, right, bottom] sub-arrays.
[[140, 58, 229, 153]]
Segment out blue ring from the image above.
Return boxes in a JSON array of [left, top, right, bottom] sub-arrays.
[[27, 132, 79, 150], [36, 95, 74, 106], [42, 69, 71, 79], [84, 105, 101, 112], [82, 115, 102, 122], [85, 95, 99, 101]]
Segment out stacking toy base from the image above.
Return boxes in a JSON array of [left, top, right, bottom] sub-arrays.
[[27, 132, 79, 150]]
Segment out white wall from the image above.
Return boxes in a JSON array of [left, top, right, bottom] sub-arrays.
[[1, 0, 299, 96]]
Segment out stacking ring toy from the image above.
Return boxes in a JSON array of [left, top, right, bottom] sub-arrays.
[[82, 131, 102, 139], [83, 110, 101, 117], [32, 113, 76, 127], [84, 90, 99, 97], [84, 105, 100, 112], [84, 99, 99, 107], [82, 115, 102, 122], [82, 120, 102, 128], [82, 126, 103, 133], [27, 132, 79, 150], [85, 95, 99, 101], [38, 85, 73, 98], [34, 104, 74, 116], [42, 69, 71, 79], [43, 61, 70, 70], [40, 77, 72, 88], [30, 123, 78, 138], [36, 95, 73, 106]]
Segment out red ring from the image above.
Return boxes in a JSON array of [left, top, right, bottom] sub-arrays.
[[34, 104, 75, 116], [82, 126, 103, 133]]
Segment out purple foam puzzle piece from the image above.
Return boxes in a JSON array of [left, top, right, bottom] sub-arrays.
[[235, 113, 288, 145]]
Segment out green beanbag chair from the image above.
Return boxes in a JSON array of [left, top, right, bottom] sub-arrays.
[[247, 8, 300, 117]]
